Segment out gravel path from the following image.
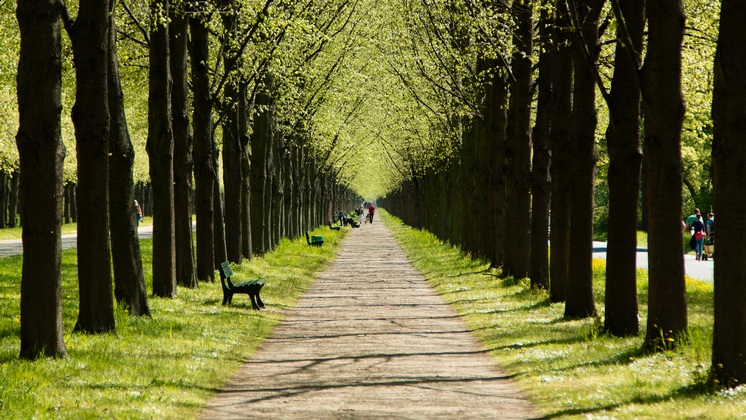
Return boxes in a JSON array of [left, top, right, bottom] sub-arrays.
[[201, 218, 538, 419]]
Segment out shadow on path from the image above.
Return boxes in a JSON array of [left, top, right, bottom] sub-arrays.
[[201, 219, 539, 419]]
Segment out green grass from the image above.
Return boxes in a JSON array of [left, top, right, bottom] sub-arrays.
[[0, 225, 345, 418], [382, 211, 743, 419]]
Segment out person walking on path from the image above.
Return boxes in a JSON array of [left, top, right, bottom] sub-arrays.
[[201, 217, 537, 419], [367, 202, 375, 224]]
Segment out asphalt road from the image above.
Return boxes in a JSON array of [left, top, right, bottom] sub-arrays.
[[0, 225, 154, 259], [592, 241, 713, 282]]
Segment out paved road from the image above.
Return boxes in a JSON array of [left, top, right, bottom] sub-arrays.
[[201, 219, 538, 419], [592, 241, 713, 282]]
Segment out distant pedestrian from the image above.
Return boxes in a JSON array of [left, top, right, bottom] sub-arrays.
[[691, 213, 706, 261], [368, 203, 376, 224], [135, 200, 143, 226], [358, 205, 364, 225]]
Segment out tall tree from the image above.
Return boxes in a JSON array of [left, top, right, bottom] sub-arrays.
[[64, 0, 116, 333], [548, 0, 573, 303], [710, 0, 746, 388], [190, 5, 216, 281], [170, 4, 197, 287], [564, 0, 603, 319], [220, 5, 244, 264], [16, 0, 68, 359], [603, 0, 645, 336], [504, 0, 533, 279], [529, 0, 553, 290], [108, 0, 151, 316], [642, 0, 687, 349], [148, 0, 177, 297], [488, 66, 508, 270], [251, 81, 273, 254]]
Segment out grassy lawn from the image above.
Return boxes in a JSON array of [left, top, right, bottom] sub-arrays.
[[0, 225, 345, 418], [382, 211, 742, 419]]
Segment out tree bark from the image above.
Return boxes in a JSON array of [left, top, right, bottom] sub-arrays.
[[0, 172, 7, 227], [251, 85, 272, 254], [549, 0, 573, 303], [190, 9, 216, 281], [147, 0, 177, 298], [529, 1, 553, 290], [67, 0, 116, 334], [16, 0, 68, 359], [642, 0, 687, 349], [239, 86, 252, 260], [108, 0, 150, 317], [710, 0, 746, 387], [604, 0, 644, 336], [212, 144, 227, 266], [564, 0, 602, 320], [170, 10, 196, 287], [221, 63, 243, 263], [504, 0, 533, 279], [488, 66, 508, 269]]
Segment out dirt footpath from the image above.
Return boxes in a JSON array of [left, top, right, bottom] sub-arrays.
[[201, 218, 538, 419]]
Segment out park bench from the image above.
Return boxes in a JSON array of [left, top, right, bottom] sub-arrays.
[[329, 220, 340, 231], [306, 232, 324, 247], [218, 261, 266, 310]]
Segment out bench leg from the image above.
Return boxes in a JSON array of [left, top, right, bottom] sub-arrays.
[[222, 291, 233, 305], [255, 291, 265, 309], [249, 292, 260, 310]]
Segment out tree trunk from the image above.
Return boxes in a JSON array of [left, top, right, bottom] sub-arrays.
[[504, 0, 533, 279], [529, 1, 552, 290], [251, 86, 272, 254], [0, 172, 7, 227], [108, 0, 150, 317], [642, 0, 687, 350], [239, 86, 252, 260], [170, 10, 196, 287], [488, 66, 508, 269], [549, 1, 573, 303], [66, 181, 76, 224], [212, 145, 227, 266], [63, 182, 71, 225], [147, 0, 177, 298], [16, 0, 68, 359], [221, 11, 243, 264], [68, 0, 116, 334], [710, 0, 746, 387], [190, 10, 215, 281], [564, 0, 602, 320], [604, 0, 644, 336]]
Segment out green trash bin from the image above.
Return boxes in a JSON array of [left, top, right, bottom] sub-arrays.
[[311, 235, 324, 243]]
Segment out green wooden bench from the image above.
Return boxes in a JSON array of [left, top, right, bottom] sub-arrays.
[[329, 220, 340, 231], [218, 261, 266, 310], [306, 232, 324, 247]]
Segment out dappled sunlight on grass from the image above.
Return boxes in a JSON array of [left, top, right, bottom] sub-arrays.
[[382, 210, 743, 419]]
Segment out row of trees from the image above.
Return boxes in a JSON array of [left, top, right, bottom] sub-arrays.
[[13, 0, 746, 389], [15, 0, 364, 360], [380, 0, 746, 387]]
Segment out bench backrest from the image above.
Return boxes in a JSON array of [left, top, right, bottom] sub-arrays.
[[219, 261, 234, 279]]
